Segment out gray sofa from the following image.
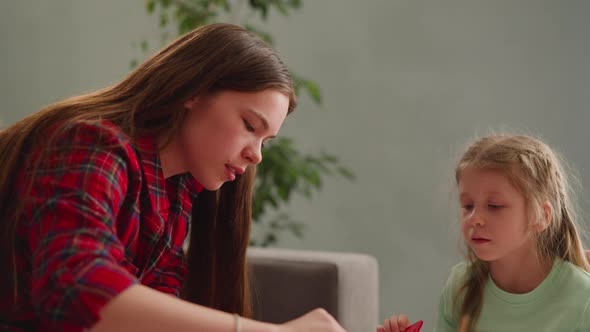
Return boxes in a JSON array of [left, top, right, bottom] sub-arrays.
[[247, 247, 379, 332]]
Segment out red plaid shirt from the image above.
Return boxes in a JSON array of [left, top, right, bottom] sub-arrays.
[[1, 121, 202, 331]]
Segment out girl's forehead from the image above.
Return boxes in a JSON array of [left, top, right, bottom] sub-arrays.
[[458, 168, 518, 194], [459, 167, 509, 181]]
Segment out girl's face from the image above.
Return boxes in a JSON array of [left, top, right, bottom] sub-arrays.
[[173, 89, 289, 190], [458, 168, 538, 263]]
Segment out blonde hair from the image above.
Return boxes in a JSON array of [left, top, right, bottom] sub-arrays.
[[454, 134, 589, 331]]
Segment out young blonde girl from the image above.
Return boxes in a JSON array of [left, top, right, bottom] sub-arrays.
[[380, 134, 590, 332]]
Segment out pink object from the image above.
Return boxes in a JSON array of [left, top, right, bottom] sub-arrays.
[[405, 320, 423, 332]]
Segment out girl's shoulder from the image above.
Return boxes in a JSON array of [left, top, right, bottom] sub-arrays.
[[559, 260, 590, 289], [55, 119, 131, 145], [28, 119, 141, 173], [555, 260, 590, 328], [437, 261, 470, 326], [439, 261, 470, 305], [44, 119, 139, 158], [445, 261, 469, 287]]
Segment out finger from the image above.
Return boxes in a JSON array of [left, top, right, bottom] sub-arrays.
[[384, 318, 391, 332], [398, 314, 410, 330], [387, 315, 399, 332], [376, 326, 386, 332], [384, 319, 392, 332]]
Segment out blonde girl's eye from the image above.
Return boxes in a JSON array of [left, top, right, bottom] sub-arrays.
[[462, 204, 474, 212]]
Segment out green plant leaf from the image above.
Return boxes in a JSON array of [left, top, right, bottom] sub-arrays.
[[159, 12, 168, 27], [337, 166, 356, 180], [262, 233, 277, 247], [300, 79, 322, 104], [274, 0, 288, 15], [250, 0, 270, 19], [140, 40, 149, 52], [146, 0, 156, 14], [289, 0, 302, 8]]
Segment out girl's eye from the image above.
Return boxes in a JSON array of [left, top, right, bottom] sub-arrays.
[[488, 204, 504, 210], [243, 120, 255, 132], [462, 204, 474, 211]]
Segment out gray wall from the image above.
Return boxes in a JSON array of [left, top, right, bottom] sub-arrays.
[[3, 1, 590, 329]]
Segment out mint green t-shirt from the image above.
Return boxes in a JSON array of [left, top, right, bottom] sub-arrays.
[[436, 259, 590, 332]]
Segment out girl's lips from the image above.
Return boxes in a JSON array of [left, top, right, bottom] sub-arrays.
[[225, 164, 245, 175], [471, 238, 491, 245], [225, 164, 236, 181]]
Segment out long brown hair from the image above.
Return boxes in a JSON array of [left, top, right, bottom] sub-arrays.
[[454, 134, 589, 331], [0, 23, 296, 317]]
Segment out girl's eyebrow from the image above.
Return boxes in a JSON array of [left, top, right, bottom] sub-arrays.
[[246, 108, 276, 139], [245, 108, 269, 130]]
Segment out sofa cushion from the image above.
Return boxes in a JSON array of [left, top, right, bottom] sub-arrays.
[[249, 257, 339, 323]]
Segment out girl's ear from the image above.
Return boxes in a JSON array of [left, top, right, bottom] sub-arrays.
[[184, 96, 199, 110], [534, 201, 553, 233]]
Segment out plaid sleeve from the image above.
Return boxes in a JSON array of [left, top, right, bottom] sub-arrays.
[[141, 216, 189, 297], [24, 122, 139, 330], [140, 178, 191, 296]]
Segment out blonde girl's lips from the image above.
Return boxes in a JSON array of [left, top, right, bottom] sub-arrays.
[[471, 238, 491, 245]]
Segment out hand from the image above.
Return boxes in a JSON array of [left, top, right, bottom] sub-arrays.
[[278, 308, 346, 332], [586, 250, 590, 263], [376, 314, 411, 332]]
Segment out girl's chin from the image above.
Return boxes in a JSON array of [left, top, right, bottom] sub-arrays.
[[198, 179, 222, 191], [470, 248, 497, 262]]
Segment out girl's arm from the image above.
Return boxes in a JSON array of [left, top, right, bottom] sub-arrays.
[[90, 284, 343, 332], [25, 123, 343, 332]]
